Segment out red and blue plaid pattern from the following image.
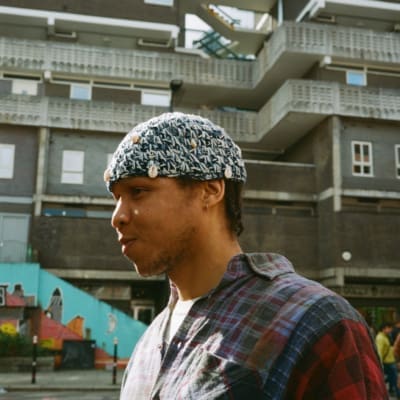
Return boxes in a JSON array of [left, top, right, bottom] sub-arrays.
[[120, 253, 388, 399]]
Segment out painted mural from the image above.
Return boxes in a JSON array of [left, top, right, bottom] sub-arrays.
[[0, 263, 147, 359]]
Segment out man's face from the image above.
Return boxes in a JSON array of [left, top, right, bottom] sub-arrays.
[[383, 326, 393, 335], [111, 176, 202, 277]]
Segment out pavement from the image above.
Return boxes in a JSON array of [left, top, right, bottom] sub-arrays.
[[0, 369, 122, 392], [1, 370, 398, 399]]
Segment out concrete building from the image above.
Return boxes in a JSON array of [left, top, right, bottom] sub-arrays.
[[0, 0, 399, 329]]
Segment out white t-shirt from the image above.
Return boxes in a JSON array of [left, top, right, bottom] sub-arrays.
[[165, 297, 200, 343]]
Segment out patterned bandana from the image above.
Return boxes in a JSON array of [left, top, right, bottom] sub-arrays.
[[104, 112, 247, 191]]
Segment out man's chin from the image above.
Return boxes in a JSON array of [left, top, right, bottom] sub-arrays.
[[132, 262, 168, 279]]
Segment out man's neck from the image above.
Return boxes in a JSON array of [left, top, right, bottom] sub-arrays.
[[168, 238, 242, 301]]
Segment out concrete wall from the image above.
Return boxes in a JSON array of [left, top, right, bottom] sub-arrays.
[[0, 0, 179, 25], [341, 119, 400, 191], [0, 124, 37, 196], [334, 211, 399, 270], [245, 162, 315, 194], [31, 216, 127, 271], [46, 130, 123, 197], [240, 203, 318, 273]]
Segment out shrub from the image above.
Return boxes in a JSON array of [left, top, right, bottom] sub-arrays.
[[0, 332, 52, 357]]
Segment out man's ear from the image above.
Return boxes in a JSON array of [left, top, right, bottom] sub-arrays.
[[202, 179, 225, 208]]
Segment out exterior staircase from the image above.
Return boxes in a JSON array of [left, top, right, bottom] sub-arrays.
[[0, 263, 147, 360]]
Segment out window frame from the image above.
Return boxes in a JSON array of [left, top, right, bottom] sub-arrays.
[[141, 89, 171, 107], [351, 140, 373, 177], [144, 0, 173, 6], [395, 145, 400, 179], [346, 69, 367, 86], [11, 79, 39, 95], [0, 144, 15, 179], [0, 287, 5, 306], [70, 83, 92, 101]]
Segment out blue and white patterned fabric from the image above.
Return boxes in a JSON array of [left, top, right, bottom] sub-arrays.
[[104, 112, 247, 191]]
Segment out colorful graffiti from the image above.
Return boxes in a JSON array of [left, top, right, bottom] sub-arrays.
[[0, 263, 147, 359]]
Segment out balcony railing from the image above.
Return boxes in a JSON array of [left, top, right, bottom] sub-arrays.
[[0, 94, 258, 141], [257, 80, 400, 147], [1, 81, 399, 148], [1, 22, 399, 89]]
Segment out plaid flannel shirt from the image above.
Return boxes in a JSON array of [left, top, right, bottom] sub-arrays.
[[120, 253, 388, 399]]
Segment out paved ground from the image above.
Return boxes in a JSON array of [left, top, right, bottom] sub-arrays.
[[1, 369, 397, 399], [0, 391, 119, 399], [0, 369, 121, 392]]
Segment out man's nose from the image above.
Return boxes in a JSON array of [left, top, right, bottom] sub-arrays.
[[111, 199, 130, 229]]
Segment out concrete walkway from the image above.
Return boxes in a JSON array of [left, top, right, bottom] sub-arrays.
[[0, 369, 122, 392]]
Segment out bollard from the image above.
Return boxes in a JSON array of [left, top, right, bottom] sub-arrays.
[[31, 335, 38, 384], [112, 337, 118, 385]]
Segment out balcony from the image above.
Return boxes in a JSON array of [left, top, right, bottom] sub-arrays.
[[0, 22, 399, 109], [1, 80, 399, 150], [257, 80, 400, 149]]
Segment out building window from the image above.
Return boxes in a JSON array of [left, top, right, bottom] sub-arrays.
[[61, 150, 84, 184], [12, 80, 38, 95], [107, 153, 113, 167], [395, 145, 400, 179], [352, 141, 373, 177], [131, 300, 155, 325], [70, 84, 91, 100], [0, 144, 15, 179], [346, 70, 366, 86], [0, 287, 5, 306], [133, 305, 155, 325], [144, 0, 173, 6], [141, 90, 170, 107]]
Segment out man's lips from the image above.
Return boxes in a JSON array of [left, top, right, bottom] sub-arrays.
[[118, 237, 136, 254]]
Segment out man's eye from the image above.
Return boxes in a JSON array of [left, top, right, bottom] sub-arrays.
[[130, 187, 145, 196]]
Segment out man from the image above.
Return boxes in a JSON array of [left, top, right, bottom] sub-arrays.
[[391, 320, 400, 344], [376, 322, 400, 399], [105, 112, 388, 399]]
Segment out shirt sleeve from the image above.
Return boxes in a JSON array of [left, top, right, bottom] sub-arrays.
[[285, 319, 389, 400], [375, 334, 387, 362]]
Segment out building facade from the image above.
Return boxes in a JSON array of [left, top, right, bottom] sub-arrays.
[[0, 0, 399, 329]]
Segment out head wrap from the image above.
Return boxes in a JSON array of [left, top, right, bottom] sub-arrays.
[[104, 112, 246, 191]]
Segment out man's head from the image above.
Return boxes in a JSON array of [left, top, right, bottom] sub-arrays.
[[104, 112, 246, 188], [105, 112, 247, 236], [379, 322, 393, 335]]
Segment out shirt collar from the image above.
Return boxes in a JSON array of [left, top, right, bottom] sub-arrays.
[[168, 252, 295, 305]]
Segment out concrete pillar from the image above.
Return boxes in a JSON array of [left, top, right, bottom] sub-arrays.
[[34, 127, 49, 216], [331, 116, 342, 212]]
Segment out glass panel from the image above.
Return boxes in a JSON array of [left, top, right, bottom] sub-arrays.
[[70, 84, 91, 100], [141, 91, 170, 107], [144, 0, 173, 5], [12, 80, 38, 95], [61, 150, 84, 184], [346, 70, 366, 86], [0, 144, 15, 179]]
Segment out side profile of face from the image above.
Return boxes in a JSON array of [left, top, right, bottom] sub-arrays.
[[111, 176, 202, 277], [383, 325, 393, 335]]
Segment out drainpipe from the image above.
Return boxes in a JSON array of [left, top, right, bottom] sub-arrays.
[[277, 0, 284, 26]]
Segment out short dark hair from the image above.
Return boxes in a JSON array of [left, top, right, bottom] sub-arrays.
[[379, 322, 393, 331], [224, 180, 244, 236], [177, 178, 244, 237]]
